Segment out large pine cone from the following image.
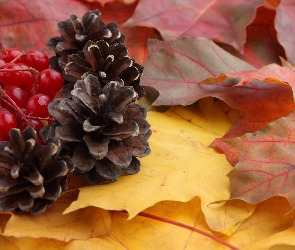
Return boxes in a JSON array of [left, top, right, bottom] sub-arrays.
[[0, 127, 73, 214], [62, 40, 145, 99], [47, 9, 124, 68], [43, 74, 151, 185]]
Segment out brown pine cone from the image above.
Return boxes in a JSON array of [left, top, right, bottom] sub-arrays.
[[0, 127, 73, 214], [42, 74, 151, 185], [62, 40, 145, 99], [47, 10, 125, 68]]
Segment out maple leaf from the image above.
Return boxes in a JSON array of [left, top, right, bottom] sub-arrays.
[[0, 0, 95, 54], [110, 196, 295, 249], [244, 6, 285, 67], [0, 0, 156, 63], [225, 110, 295, 210], [1, 196, 293, 249], [0, 190, 111, 241], [124, 0, 264, 52], [202, 64, 295, 165], [276, 0, 295, 65], [141, 37, 255, 106], [64, 98, 255, 233], [243, 227, 295, 250]]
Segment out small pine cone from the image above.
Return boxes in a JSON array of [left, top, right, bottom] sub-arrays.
[[62, 40, 145, 99], [43, 74, 151, 185], [47, 10, 125, 68], [0, 127, 73, 214]]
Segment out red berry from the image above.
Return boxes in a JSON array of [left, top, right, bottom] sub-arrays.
[[0, 48, 26, 63], [0, 131, 3, 141], [37, 69, 64, 97], [0, 63, 35, 90], [20, 118, 44, 132], [27, 83, 38, 98], [25, 50, 49, 72], [0, 109, 17, 137], [26, 94, 51, 118], [3, 86, 28, 109]]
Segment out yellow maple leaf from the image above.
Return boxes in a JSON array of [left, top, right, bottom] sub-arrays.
[[110, 196, 295, 249], [1, 191, 111, 241], [64, 97, 255, 234]]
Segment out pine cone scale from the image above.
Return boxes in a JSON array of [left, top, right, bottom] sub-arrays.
[[23, 168, 43, 185], [55, 124, 83, 142], [121, 157, 140, 175], [106, 142, 132, 167], [94, 159, 122, 180], [102, 121, 139, 138], [84, 134, 109, 160], [73, 145, 96, 172], [123, 137, 151, 157], [27, 185, 45, 198]]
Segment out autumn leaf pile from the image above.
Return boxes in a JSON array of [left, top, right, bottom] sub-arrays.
[[2, 0, 295, 249]]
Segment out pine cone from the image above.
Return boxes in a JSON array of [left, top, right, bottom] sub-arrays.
[[62, 40, 145, 99], [0, 127, 73, 214], [43, 74, 151, 185], [47, 10, 125, 68]]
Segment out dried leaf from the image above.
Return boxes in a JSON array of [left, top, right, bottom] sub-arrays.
[[225, 110, 295, 209], [202, 66, 295, 165], [244, 227, 295, 250], [202, 63, 295, 86], [0, 0, 97, 54], [142, 37, 255, 106], [244, 6, 285, 67], [124, 0, 263, 52], [111, 196, 295, 249], [1, 190, 111, 241], [0, 0, 154, 64], [0, 236, 124, 250], [64, 98, 255, 233], [276, 0, 295, 65]]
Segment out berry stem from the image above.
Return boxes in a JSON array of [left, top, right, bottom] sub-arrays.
[[25, 114, 54, 122], [0, 86, 35, 127], [0, 67, 39, 76], [9, 51, 26, 64]]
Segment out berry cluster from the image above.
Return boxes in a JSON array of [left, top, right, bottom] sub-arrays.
[[0, 48, 64, 140]]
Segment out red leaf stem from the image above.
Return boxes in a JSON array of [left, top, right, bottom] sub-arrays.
[[120, 211, 239, 250]]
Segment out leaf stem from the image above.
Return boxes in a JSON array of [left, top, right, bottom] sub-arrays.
[[120, 211, 239, 250]]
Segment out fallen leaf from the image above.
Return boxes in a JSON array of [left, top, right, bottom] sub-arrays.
[[82, 0, 115, 6], [64, 97, 255, 233], [141, 37, 255, 106], [225, 110, 295, 209], [244, 6, 286, 67], [275, 0, 295, 65], [124, 0, 263, 52], [111, 196, 295, 249], [0, 0, 96, 54], [244, 227, 295, 250], [0, 0, 156, 65], [0, 235, 125, 250], [202, 63, 295, 86], [0, 236, 65, 250], [1, 190, 111, 241], [201, 67, 295, 165]]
